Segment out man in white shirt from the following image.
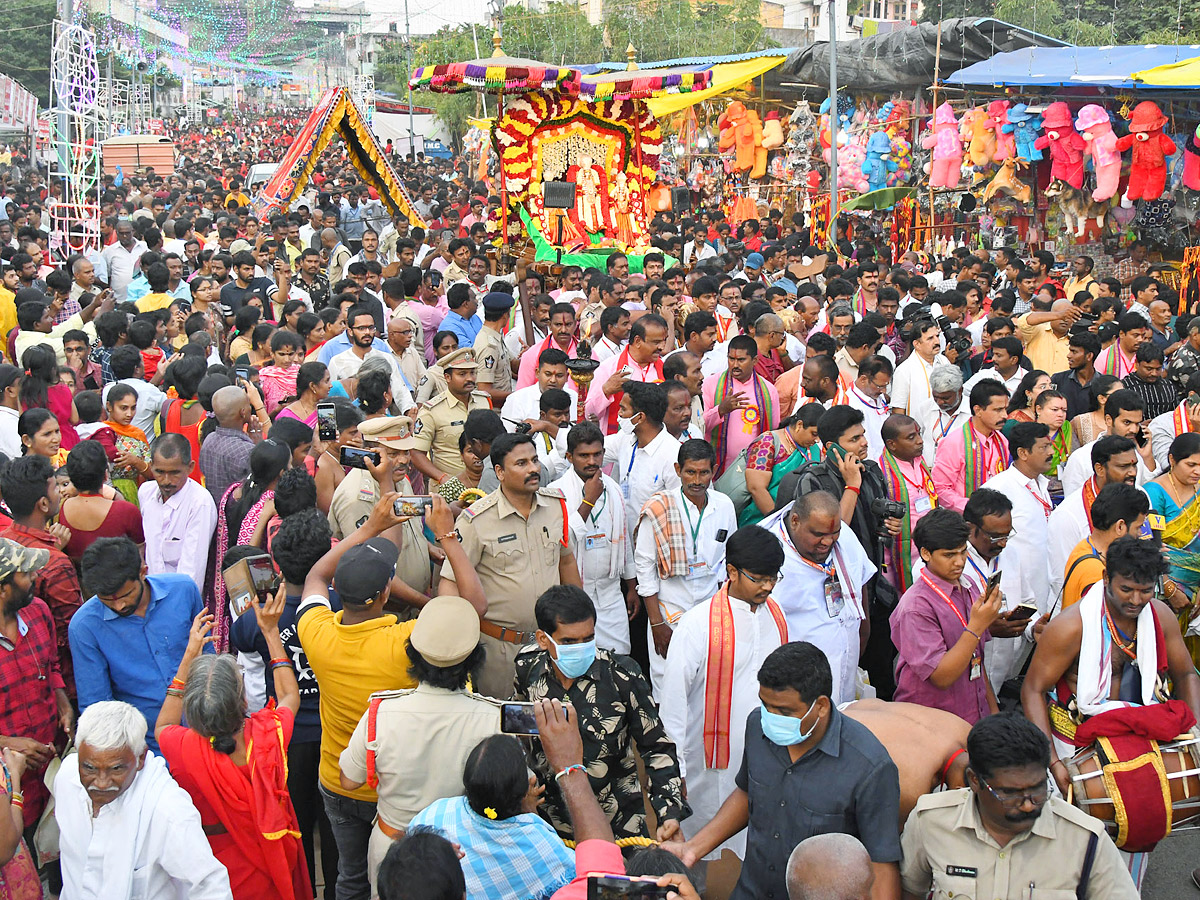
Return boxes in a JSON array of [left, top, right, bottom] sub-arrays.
[[100, 219, 147, 301], [981, 422, 1055, 628], [138, 434, 217, 590], [1060, 390, 1153, 495], [101, 345, 167, 438], [890, 318, 949, 430], [500, 347, 577, 430], [921, 365, 968, 466], [0, 365, 19, 458], [660, 525, 788, 861], [327, 305, 416, 414], [1047, 435, 1141, 598], [591, 305, 631, 364], [635, 439, 736, 695], [56, 701, 232, 900], [959, 336, 1028, 408], [604, 381, 683, 539], [550, 421, 635, 653], [759, 490, 874, 706], [845, 356, 893, 461]]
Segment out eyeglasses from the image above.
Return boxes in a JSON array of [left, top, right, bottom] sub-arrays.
[[982, 529, 1015, 545], [738, 568, 781, 587], [977, 773, 1049, 807]]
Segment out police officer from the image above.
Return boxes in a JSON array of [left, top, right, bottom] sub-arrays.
[[901, 713, 1137, 900], [411, 347, 492, 484], [437, 432, 582, 699], [327, 415, 434, 609], [473, 290, 515, 406], [337, 595, 502, 896]]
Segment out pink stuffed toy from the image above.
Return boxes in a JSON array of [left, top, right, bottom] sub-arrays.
[[987, 100, 1016, 161], [1115, 100, 1177, 202], [1076, 104, 1121, 202], [1184, 124, 1200, 191], [1033, 102, 1087, 189], [921, 102, 962, 188]]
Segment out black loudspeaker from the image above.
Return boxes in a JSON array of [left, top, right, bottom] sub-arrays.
[[544, 180, 576, 209], [671, 186, 691, 212]]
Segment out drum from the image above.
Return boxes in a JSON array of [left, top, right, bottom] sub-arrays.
[[1066, 729, 1200, 849]]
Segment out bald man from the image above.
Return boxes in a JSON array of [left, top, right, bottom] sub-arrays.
[[787, 833, 874, 900], [199, 384, 264, 504], [841, 699, 970, 825], [1016, 296, 1082, 373]]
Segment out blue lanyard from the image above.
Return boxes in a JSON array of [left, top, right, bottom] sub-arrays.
[[625, 442, 638, 478]]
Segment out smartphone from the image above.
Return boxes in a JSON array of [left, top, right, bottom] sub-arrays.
[[500, 702, 570, 735], [317, 400, 337, 442], [500, 703, 539, 735], [826, 443, 846, 464], [246, 552, 280, 595], [340, 445, 380, 470], [985, 571, 1002, 595], [393, 496, 433, 517], [1009, 603, 1038, 620], [221, 558, 257, 618], [587, 877, 672, 900], [234, 365, 251, 382]]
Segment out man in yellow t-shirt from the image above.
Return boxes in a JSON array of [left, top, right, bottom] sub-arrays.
[[295, 492, 485, 899], [1061, 482, 1149, 608]]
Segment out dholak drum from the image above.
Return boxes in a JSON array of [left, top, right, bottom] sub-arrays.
[[1066, 729, 1200, 849]]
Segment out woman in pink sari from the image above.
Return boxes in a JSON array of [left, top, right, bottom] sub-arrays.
[[212, 439, 291, 650], [258, 332, 304, 417], [275, 362, 330, 429]]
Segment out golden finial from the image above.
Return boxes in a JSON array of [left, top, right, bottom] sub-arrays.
[[491, 30, 503, 57], [626, 42, 638, 71]]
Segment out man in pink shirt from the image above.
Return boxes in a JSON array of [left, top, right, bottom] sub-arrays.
[[702, 335, 780, 476], [931, 379, 1010, 512], [586, 314, 669, 433], [516, 301, 578, 389], [413, 270, 449, 364]]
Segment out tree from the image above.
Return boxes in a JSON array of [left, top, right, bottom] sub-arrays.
[[0, 0, 55, 108]]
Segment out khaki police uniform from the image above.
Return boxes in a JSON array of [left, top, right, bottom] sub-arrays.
[[473, 326, 513, 392], [440, 487, 576, 698], [327, 470, 431, 603], [414, 364, 447, 406], [900, 789, 1137, 900], [413, 390, 492, 477]]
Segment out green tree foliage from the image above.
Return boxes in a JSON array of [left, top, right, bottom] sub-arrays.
[[605, 0, 773, 61], [0, 0, 55, 108]]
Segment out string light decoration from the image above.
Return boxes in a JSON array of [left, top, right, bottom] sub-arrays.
[[48, 20, 101, 259]]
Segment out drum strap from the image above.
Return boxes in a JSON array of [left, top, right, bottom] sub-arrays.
[[1076, 832, 1098, 900]]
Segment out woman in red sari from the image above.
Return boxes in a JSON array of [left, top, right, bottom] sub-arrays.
[[155, 590, 310, 900]]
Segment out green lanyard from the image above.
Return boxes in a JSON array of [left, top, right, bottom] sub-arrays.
[[588, 488, 608, 527], [680, 489, 705, 557]]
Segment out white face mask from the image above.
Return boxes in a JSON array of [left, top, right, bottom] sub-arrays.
[[617, 411, 641, 434]]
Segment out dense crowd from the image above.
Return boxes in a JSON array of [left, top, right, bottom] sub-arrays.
[[0, 116, 1187, 900]]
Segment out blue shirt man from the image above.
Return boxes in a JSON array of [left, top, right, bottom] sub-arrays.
[[69, 569, 209, 752]]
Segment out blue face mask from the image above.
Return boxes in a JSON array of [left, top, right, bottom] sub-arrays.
[[550, 636, 596, 679], [760, 702, 821, 747]]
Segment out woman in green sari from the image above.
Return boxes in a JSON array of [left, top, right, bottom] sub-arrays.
[[739, 403, 823, 526], [1143, 431, 1200, 663]]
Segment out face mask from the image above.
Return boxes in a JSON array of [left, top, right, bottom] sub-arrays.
[[549, 636, 596, 679], [760, 701, 820, 747], [617, 412, 640, 434]]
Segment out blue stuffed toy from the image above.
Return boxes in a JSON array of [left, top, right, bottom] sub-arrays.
[[862, 131, 897, 192], [1002, 103, 1044, 161]]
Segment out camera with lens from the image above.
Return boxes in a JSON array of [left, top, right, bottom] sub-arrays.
[[934, 314, 973, 357], [871, 498, 906, 522]]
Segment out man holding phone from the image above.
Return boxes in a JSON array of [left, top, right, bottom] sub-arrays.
[[890, 509, 1001, 723]]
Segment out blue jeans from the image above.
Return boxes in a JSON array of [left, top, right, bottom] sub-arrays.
[[320, 783, 377, 900]]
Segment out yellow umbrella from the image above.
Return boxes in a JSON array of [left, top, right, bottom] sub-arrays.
[[647, 55, 787, 117]]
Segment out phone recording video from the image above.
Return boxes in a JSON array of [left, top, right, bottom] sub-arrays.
[[586, 877, 672, 900], [340, 446, 381, 470], [317, 401, 337, 442]]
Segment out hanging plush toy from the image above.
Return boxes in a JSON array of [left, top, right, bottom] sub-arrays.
[[718, 101, 768, 179], [838, 143, 870, 193], [960, 107, 995, 167], [1033, 102, 1087, 189], [921, 102, 962, 188], [987, 100, 1015, 161], [1115, 101, 1177, 202], [1184, 124, 1200, 191], [762, 111, 784, 150], [1003, 103, 1043, 161], [862, 131, 898, 192], [1076, 104, 1122, 202]]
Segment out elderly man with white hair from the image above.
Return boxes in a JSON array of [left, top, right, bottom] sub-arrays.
[[787, 833, 874, 900], [920, 365, 968, 466], [55, 700, 232, 900]]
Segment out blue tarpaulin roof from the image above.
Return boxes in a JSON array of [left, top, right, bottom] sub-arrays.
[[946, 45, 1200, 88]]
